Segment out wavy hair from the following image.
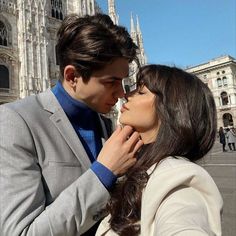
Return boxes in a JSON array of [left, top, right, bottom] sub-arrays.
[[106, 64, 217, 235], [56, 13, 138, 79]]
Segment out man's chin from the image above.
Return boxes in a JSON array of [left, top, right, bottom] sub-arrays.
[[98, 108, 112, 114]]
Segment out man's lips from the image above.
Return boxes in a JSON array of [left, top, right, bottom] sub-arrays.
[[107, 100, 118, 107], [107, 103, 116, 106]]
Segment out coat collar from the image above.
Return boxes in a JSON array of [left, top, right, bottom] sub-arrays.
[[37, 89, 109, 169]]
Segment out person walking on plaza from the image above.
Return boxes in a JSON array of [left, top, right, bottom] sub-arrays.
[[0, 14, 142, 236], [226, 127, 236, 151], [219, 127, 227, 152]]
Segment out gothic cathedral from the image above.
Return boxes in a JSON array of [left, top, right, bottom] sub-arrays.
[[0, 0, 146, 104]]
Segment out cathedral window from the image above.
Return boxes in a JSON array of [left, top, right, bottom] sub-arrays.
[[0, 65, 10, 90], [0, 21, 8, 46], [51, 0, 63, 20]]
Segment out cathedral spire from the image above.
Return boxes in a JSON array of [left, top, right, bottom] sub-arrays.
[[136, 15, 143, 49], [108, 0, 119, 25], [136, 15, 147, 65], [136, 15, 141, 34], [130, 12, 135, 33], [130, 12, 137, 44]]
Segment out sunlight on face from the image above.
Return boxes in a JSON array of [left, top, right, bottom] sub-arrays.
[[65, 58, 129, 114], [120, 85, 159, 143]]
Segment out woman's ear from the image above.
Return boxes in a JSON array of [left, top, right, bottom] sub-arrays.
[[63, 65, 80, 88]]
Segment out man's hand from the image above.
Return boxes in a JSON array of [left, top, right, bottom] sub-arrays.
[[97, 125, 143, 175]]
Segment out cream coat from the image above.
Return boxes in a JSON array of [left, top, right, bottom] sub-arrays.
[[96, 156, 223, 236]]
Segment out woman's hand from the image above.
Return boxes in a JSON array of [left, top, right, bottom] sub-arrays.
[[97, 125, 143, 175]]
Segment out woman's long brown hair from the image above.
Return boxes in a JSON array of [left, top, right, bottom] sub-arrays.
[[105, 65, 217, 235]]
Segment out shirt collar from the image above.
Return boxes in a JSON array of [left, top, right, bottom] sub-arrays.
[[52, 81, 96, 121]]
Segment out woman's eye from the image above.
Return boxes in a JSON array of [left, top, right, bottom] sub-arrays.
[[138, 91, 145, 95]]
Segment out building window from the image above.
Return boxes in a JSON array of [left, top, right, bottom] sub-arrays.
[[217, 78, 222, 87], [221, 91, 229, 105], [0, 65, 10, 89], [222, 70, 225, 74], [51, 0, 63, 20], [216, 72, 220, 75], [223, 113, 234, 127], [0, 21, 8, 46], [222, 76, 227, 86]]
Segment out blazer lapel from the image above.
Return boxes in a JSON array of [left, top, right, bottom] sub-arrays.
[[98, 115, 110, 145], [38, 89, 91, 169]]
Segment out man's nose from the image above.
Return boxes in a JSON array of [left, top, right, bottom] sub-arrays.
[[116, 83, 125, 98]]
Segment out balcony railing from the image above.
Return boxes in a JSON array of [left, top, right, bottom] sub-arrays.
[[218, 104, 236, 111]]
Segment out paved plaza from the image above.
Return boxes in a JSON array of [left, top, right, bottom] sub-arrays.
[[199, 141, 236, 236]]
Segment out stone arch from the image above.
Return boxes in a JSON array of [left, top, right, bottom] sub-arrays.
[[0, 15, 12, 46], [0, 64, 9, 89], [0, 53, 18, 93]]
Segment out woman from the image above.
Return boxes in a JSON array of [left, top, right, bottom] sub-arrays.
[[96, 65, 223, 236], [219, 127, 227, 152], [225, 128, 236, 151]]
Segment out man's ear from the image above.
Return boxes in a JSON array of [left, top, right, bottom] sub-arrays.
[[63, 65, 80, 87]]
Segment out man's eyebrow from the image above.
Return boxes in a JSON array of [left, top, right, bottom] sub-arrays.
[[105, 76, 123, 81]]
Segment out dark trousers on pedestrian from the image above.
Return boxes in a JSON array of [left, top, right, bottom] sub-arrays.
[[228, 143, 236, 151], [222, 143, 227, 152]]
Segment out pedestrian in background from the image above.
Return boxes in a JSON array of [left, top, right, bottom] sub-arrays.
[[225, 128, 236, 151], [219, 127, 227, 152]]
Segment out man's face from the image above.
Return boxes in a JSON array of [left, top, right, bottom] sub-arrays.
[[74, 57, 129, 113]]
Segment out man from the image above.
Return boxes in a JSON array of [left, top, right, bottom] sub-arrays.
[[0, 14, 142, 235]]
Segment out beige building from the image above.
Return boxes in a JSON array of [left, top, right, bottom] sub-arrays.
[[0, 0, 146, 105], [186, 55, 236, 128]]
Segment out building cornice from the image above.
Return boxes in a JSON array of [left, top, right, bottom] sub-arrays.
[[186, 58, 236, 74]]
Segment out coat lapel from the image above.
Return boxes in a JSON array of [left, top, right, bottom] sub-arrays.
[[98, 115, 109, 145], [38, 89, 91, 169]]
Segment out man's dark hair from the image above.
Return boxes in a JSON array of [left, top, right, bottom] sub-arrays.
[[56, 13, 139, 80]]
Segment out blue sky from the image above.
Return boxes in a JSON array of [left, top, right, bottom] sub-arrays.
[[96, 0, 236, 69]]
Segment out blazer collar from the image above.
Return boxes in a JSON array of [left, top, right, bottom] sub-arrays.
[[37, 89, 109, 168]]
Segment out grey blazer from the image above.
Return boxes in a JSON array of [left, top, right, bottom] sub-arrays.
[[0, 89, 111, 236]]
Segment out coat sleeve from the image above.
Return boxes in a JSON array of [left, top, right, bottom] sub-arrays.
[[153, 186, 211, 236], [0, 106, 110, 236]]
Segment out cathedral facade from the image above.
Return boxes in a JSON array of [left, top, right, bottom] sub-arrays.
[[0, 0, 146, 104]]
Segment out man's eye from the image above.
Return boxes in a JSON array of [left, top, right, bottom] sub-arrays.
[[106, 81, 115, 85]]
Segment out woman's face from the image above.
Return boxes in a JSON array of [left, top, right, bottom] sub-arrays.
[[119, 85, 159, 143]]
